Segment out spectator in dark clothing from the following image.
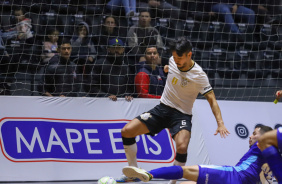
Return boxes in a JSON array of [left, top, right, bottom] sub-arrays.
[[43, 38, 78, 97], [71, 21, 97, 79], [127, 10, 164, 58], [1, 7, 35, 74], [85, 38, 135, 101], [135, 46, 166, 98], [94, 15, 127, 55], [1, 7, 33, 42]]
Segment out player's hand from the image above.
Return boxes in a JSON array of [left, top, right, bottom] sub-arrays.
[[276, 90, 282, 99], [125, 96, 133, 102], [214, 124, 230, 138], [164, 65, 169, 73], [261, 163, 274, 183], [108, 95, 117, 101]]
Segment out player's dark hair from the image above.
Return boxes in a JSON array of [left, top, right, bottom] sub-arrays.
[[169, 37, 192, 57], [255, 124, 273, 134]]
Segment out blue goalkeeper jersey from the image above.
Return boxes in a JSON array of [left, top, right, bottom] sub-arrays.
[[198, 142, 264, 184], [234, 142, 264, 183]]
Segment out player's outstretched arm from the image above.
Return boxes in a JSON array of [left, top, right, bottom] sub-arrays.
[[258, 129, 278, 151], [204, 91, 230, 138]]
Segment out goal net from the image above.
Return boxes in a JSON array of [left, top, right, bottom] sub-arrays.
[[0, 0, 281, 101]]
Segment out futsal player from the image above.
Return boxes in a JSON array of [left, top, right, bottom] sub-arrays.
[[122, 125, 273, 184], [258, 127, 282, 183], [117, 37, 230, 183]]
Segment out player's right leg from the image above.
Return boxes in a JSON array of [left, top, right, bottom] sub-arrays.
[[121, 118, 150, 167], [118, 104, 168, 182], [117, 118, 150, 182]]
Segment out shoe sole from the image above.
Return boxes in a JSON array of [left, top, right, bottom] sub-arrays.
[[122, 166, 150, 182]]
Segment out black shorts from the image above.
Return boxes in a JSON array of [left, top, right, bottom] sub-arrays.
[[136, 103, 192, 137]]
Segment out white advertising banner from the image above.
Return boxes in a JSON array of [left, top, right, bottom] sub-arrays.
[[0, 96, 281, 182], [0, 96, 208, 182]]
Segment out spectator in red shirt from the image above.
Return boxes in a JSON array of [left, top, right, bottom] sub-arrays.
[[135, 46, 166, 98]]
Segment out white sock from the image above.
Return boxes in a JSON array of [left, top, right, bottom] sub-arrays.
[[124, 143, 138, 167], [168, 160, 186, 184]]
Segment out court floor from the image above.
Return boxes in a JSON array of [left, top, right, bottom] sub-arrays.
[[1, 181, 173, 184]]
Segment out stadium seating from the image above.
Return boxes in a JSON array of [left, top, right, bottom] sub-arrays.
[[0, 1, 281, 99]]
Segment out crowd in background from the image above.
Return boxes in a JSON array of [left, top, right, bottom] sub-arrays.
[[0, 0, 281, 97]]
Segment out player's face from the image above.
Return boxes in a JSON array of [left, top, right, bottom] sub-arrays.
[[172, 51, 192, 71], [59, 43, 72, 60], [249, 127, 262, 147]]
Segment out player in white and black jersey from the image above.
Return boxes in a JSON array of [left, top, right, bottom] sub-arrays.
[[117, 37, 230, 183]]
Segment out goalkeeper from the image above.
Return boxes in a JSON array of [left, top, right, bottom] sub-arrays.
[[123, 125, 274, 184]]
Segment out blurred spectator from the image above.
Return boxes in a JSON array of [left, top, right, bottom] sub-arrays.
[[135, 46, 166, 98], [1, 7, 33, 42], [41, 28, 59, 64], [106, 0, 137, 17], [0, 35, 5, 50], [43, 38, 79, 97], [209, 0, 255, 39], [0, 38, 11, 95], [84, 38, 135, 101], [71, 21, 97, 81], [137, 0, 184, 19], [127, 10, 164, 58], [0, 7, 34, 75], [94, 15, 127, 55], [245, 0, 278, 24]]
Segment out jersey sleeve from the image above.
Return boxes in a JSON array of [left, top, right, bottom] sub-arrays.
[[277, 127, 282, 152], [197, 72, 213, 95]]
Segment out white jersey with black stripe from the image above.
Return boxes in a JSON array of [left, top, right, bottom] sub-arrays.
[[160, 56, 212, 115]]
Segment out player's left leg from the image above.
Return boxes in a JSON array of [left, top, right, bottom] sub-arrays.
[[168, 110, 192, 184], [168, 129, 191, 184], [258, 128, 282, 183]]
